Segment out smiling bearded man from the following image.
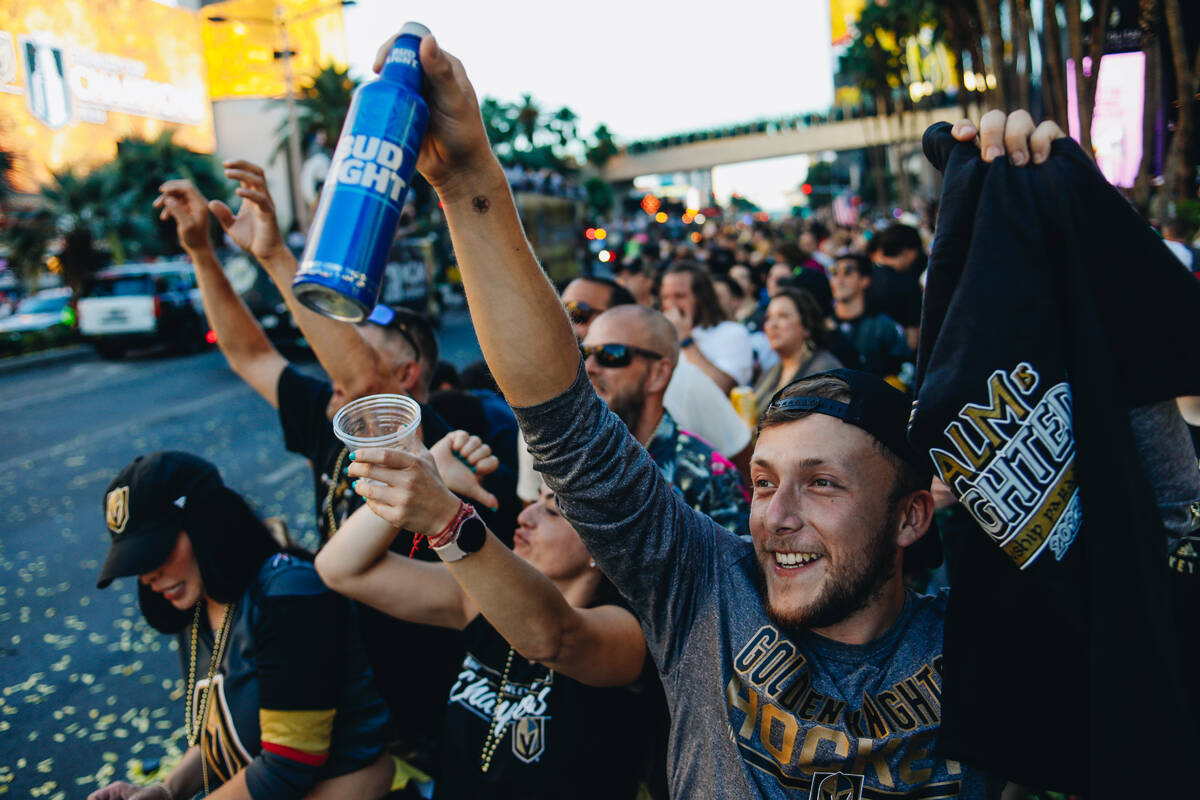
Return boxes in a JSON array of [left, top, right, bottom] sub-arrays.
[[751, 373, 933, 635], [378, 30, 1050, 794]]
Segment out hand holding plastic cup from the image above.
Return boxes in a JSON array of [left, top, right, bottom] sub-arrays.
[[333, 394, 422, 484]]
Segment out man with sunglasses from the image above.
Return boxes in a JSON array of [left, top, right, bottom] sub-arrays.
[[581, 305, 749, 535], [561, 275, 635, 340], [564, 272, 754, 466], [518, 274, 753, 499]]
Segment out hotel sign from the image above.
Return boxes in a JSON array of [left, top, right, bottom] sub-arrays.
[[0, 0, 215, 190]]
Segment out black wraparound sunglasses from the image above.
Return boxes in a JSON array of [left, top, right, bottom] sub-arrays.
[[564, 299, 601, 325], [580, 342, 665, 368]]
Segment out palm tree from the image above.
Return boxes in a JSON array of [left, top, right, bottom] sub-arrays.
[[29, 167, 109, 293], [515, 93, 541, 150], [586, 124, 618, 168], [1133, 0, 1163, 212], [0, 133, 227, 292], [106, 133, 228, 257], [480, 97, 518, 159], [547, 106, 578, 149], [1163, 0, 1200, 200], [0, 147, 15, 208], [276, 63, 359, 158]]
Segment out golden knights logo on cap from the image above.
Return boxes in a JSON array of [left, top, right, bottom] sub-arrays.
[[106, 486, 130, 534]]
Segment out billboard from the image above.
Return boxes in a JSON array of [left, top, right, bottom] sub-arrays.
[[0, 0, 216, 191], [202, 0, 348, 100], [831, 0, 867, 47], [1066, 52, 1145, 188]]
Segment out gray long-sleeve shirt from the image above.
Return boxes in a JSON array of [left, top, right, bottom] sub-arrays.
[[515, 364, 988, 798]]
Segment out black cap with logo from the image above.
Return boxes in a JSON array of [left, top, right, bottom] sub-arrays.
[[765, 368, 943, 571], [97, 452, 224, 589]]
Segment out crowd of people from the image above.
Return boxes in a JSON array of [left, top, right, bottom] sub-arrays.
[[599, 214, 926, 414], [500, 164, 585, 200], [84, 30, 1200, 800]]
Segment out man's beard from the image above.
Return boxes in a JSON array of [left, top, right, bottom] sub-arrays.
[[598, 380, 646, 434], [756, 509, 899, 636]]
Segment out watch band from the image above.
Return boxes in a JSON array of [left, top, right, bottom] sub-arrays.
[[432, 504, 482, 562], [680, 335, 694, 348]]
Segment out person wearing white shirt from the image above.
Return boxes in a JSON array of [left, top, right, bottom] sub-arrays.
[[659, 263, 755, 393], [664, 358, 752, 461]]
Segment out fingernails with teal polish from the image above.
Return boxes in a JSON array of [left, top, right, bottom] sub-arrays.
[[351, 479, 359, 490], [490, 506, 499, 513], [348, 451, 356, 461]]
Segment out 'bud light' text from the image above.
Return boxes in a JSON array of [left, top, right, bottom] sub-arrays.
[[386, 48, 419, 69], [329, 134, 407, 205]]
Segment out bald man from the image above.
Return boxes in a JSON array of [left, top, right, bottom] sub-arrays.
[[518, 276, 752, 500], [581, 305, 749, 535]]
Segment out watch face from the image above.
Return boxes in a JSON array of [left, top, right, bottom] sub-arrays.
[[458, 515, 487, 553]]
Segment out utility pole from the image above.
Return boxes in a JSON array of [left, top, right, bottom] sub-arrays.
[[277, 7, 308, 231]]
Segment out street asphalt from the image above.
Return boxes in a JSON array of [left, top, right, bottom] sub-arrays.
[[0, 309, 483, 798]]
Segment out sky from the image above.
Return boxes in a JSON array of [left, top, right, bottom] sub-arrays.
[[342, 0, 836, 209]]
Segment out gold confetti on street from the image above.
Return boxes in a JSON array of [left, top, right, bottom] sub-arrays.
[[1, 350, 322, 796]]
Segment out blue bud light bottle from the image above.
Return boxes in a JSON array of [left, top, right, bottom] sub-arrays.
[[292, 22, 430, 322]]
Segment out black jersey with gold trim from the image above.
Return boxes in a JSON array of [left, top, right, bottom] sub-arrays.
[[180, 554, 390, 798]]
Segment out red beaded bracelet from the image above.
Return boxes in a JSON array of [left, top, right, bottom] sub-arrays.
[[427, 500, 473, 550]]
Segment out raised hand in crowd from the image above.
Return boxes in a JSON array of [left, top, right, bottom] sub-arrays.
[[208, 160, 289, 263], [372, 33, 493, 200], [371, 35, 574, 408], [428, 430, 500, 511], [209, 161, 410, 402], [155, 179, 287, 406], [950, 108, 1066, 165], [153, 179, 215, 253]]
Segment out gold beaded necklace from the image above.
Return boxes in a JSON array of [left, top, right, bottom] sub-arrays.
[[184, 601, 237, 796], [478, 648, 555, 773], [479, 646, 517, 773], [325, 447, 349, 538]]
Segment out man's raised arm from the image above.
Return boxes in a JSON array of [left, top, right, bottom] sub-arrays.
[[210, 161, 398, 398], [373, 35, 579, 406], [155, 181, 286, 407]]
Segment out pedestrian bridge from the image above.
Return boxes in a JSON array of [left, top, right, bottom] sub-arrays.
[[601, 105, 974, 182]]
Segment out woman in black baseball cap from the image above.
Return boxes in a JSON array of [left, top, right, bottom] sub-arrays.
[[91, 451, 399, 800]]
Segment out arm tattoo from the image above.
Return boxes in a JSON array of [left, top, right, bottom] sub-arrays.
[[472, 195, 490, 214]]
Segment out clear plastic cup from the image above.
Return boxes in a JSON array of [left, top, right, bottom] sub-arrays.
[[332, 394, 422, 456]]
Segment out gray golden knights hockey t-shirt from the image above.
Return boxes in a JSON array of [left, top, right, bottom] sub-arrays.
[[515, 365, 988, 799]]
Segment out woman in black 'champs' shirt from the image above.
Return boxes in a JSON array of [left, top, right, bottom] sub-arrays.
[[315, 432, 665, 799]]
